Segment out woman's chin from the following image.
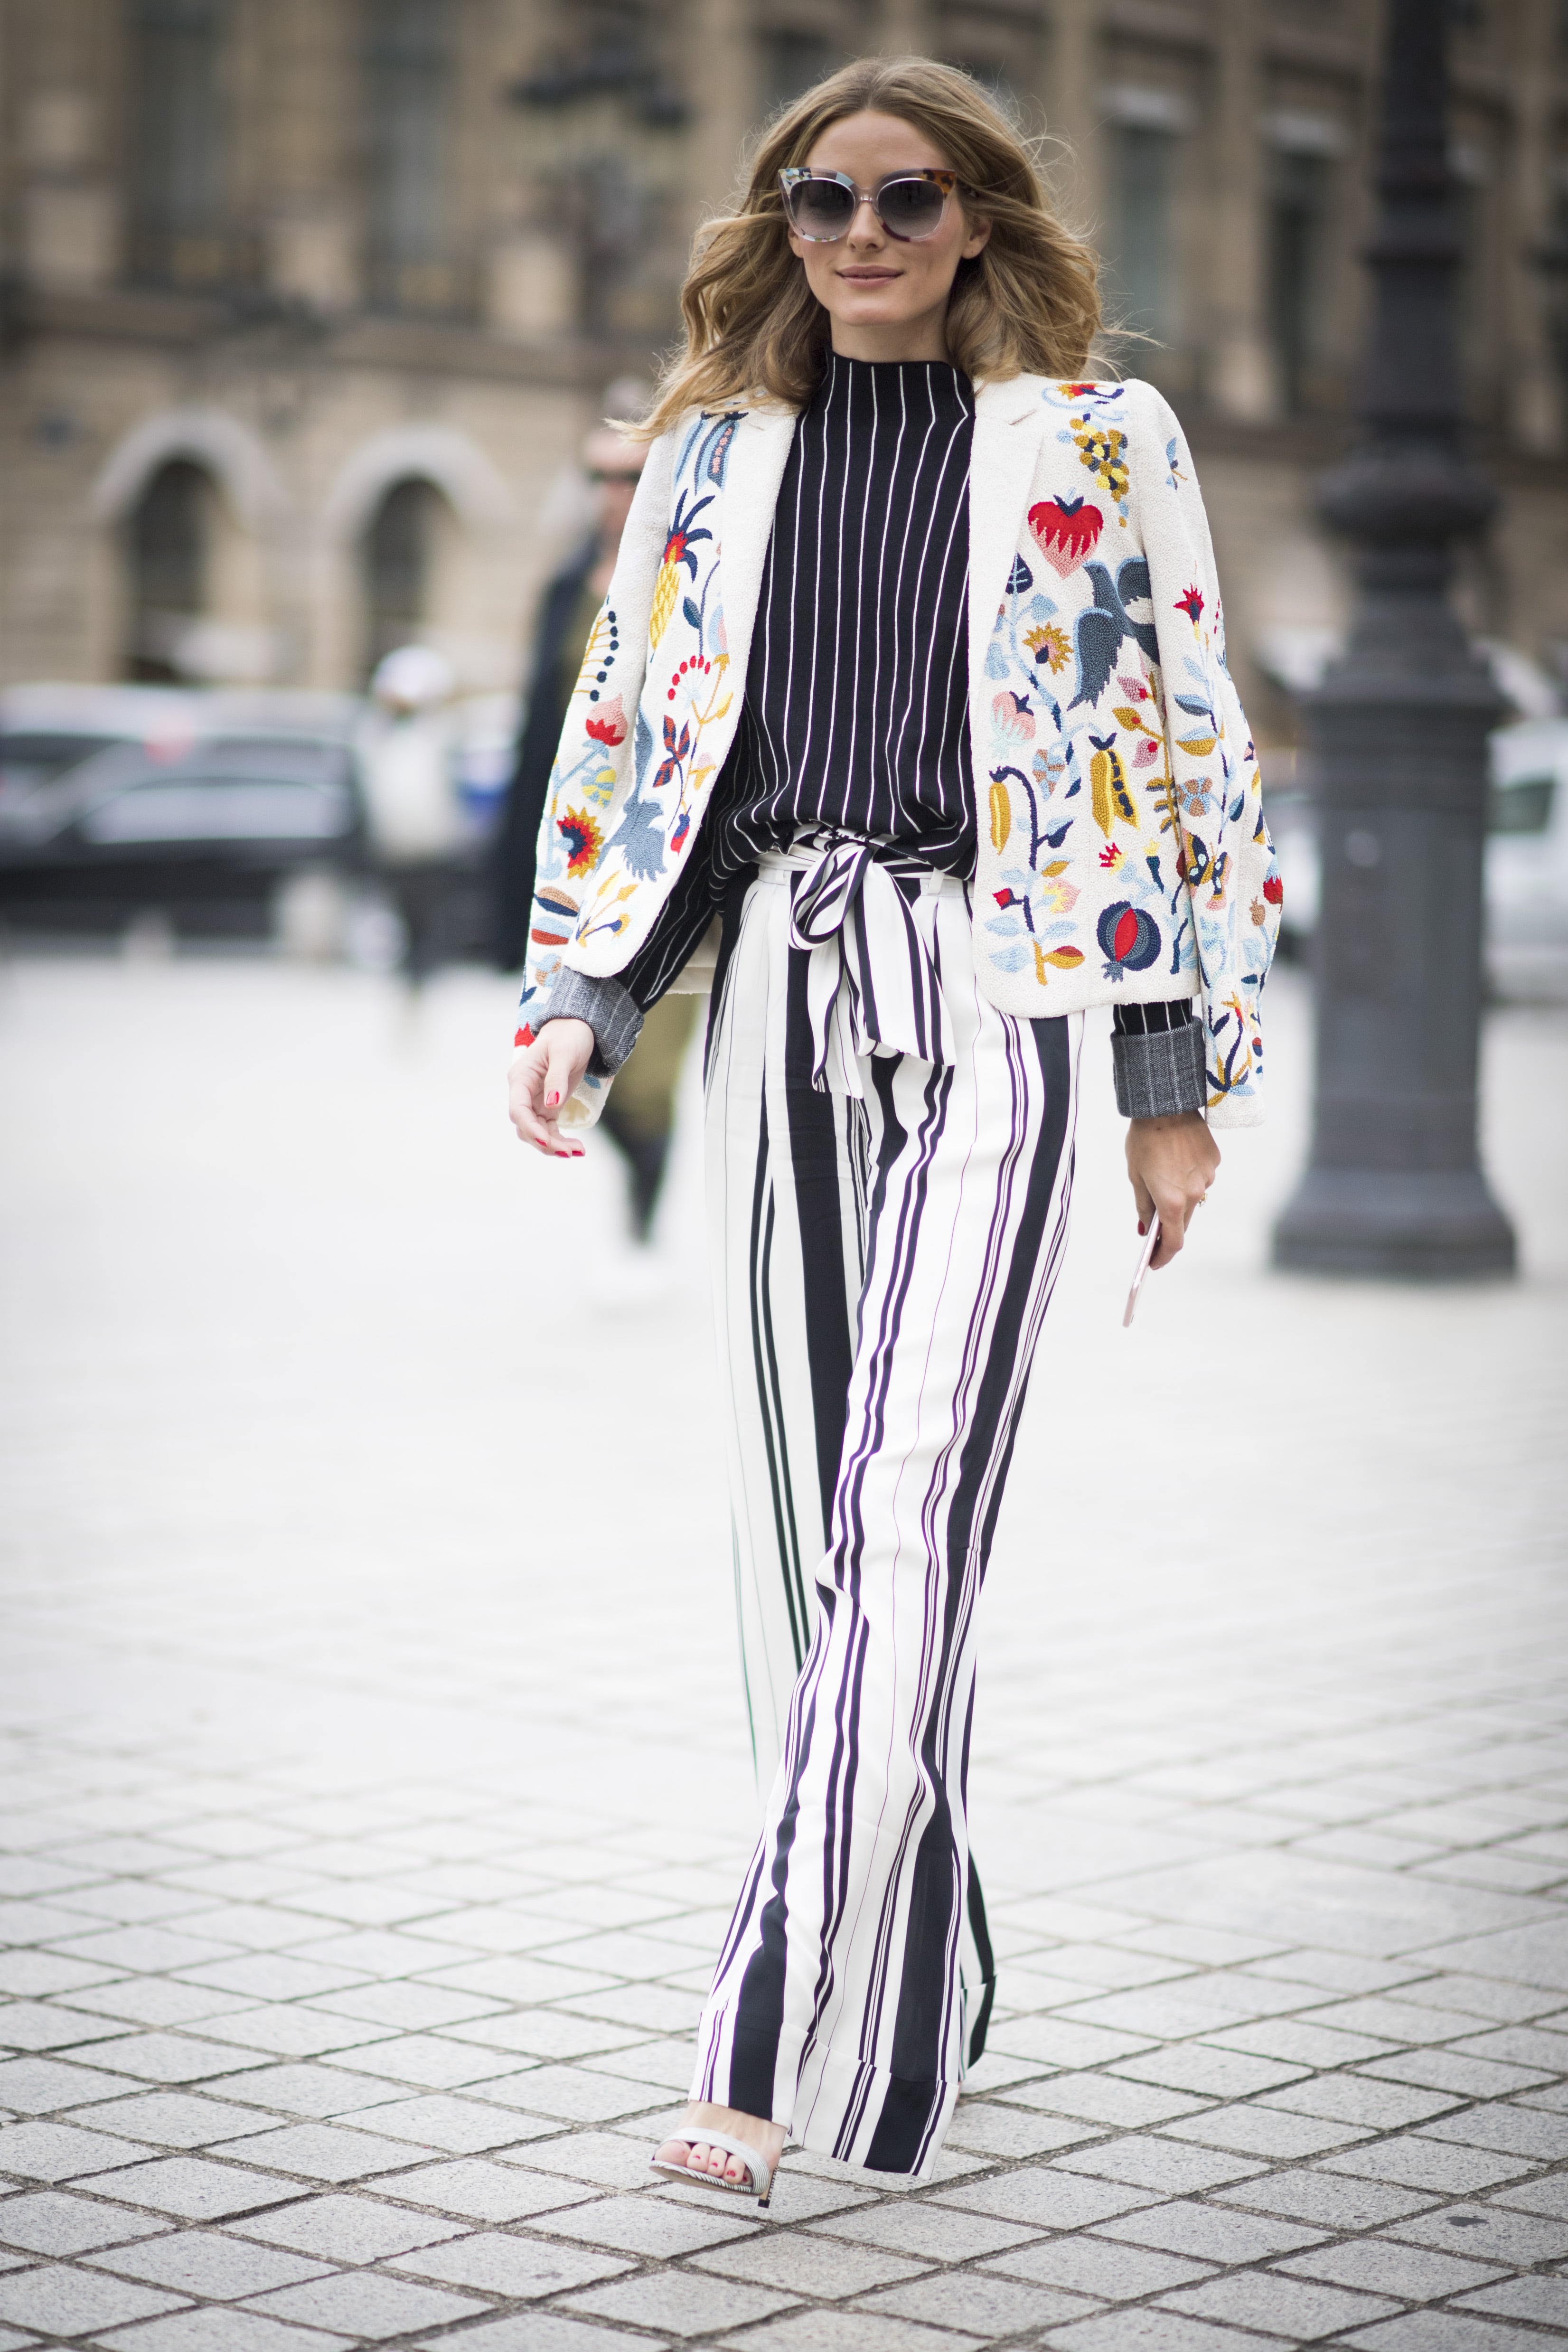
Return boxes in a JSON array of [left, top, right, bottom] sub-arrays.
[[826, 299, 927, 332]]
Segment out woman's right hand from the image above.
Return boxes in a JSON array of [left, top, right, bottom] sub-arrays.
[[508, 1017, 594, 1157]]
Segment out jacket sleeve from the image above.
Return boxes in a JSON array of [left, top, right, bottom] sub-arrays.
[[515, 433, 673, 1022], [531, 832, 728, 1076], [1111, 1000, 1205, 1118], [490, 549, 595, 969], [511, 430, 676, 1125], [1131, 385, 1281, 1128]]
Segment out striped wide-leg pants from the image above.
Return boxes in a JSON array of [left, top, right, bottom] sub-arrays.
[[692, 846, 1080, 2177]]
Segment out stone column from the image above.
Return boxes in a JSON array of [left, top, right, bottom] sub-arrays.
[[1046, 0, 1100, 241], [488, 0, 582, 346], [683, 0, 755, 231], [1208, 0, 1275, 420], [17, 0, 120, 296], [258, 0, 358, 312]]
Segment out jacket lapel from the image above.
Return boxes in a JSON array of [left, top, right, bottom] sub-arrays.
[[968, 377, 1048, 691], [716, 404, 797, 681]]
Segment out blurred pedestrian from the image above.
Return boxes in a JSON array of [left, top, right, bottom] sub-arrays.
[[509, 60, 1279, 2204], [494, 419, 698, 1247], [358, 644, 466, 983]]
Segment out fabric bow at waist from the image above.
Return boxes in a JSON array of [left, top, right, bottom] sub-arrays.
[[763, 832, 958, 1098]]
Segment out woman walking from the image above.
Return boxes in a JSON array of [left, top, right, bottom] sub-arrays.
[[509, 57, 1279, 2200]]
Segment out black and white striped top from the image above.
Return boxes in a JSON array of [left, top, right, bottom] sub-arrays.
[[615, 354, 975, 1009], [711, 352, 976, 875]]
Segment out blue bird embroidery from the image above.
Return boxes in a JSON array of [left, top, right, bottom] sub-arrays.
[[607, 791, 666, 882], [1069, 559, 1161, 710]]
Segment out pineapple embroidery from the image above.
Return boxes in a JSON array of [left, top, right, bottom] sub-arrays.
[[1089, 735, 1136, 835], [649, 489, 715, 650]]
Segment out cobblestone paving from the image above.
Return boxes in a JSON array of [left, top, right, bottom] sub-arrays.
[[0, 954, 1565, 2351]]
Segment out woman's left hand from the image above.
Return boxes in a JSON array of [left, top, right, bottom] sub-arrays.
[[1125, 1111, 1220, 1270]]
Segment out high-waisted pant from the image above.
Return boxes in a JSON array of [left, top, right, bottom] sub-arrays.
[[689, 842, 1081, 2177]]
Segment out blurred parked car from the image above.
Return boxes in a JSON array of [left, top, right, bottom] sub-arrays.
[[0, 682, 201, 809], [0, 687, 365, 943], [1486, 719, 1568, 1000], [0, 680, 521, 961], [1269, 717, 1568, 1002]]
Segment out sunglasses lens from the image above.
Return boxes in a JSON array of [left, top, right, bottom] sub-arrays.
[[788, 178, 855, 238], [879, 177, 947, 237]]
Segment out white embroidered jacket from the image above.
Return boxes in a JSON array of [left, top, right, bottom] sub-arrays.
[[517, 374, 1281, 1128]]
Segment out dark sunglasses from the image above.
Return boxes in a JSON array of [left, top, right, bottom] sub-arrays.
[[778, 167, 963, 245]]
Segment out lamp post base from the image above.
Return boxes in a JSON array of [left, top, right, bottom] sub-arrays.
[[1272, 1166, 1517, 1280]]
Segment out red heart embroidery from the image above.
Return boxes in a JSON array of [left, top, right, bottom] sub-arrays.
[[1028, 495, 1103, 577]]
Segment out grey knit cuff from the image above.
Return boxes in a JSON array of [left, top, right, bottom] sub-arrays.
[[1113, 1016, 1207, 1119], [535, 968, 644, 1076]]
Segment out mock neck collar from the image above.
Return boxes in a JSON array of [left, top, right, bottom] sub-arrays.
[[817, 351, 974, 410], [825, 348, 966, 376]]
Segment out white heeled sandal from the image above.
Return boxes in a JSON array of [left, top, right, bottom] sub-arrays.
[[650, 2128, 773, 2208]]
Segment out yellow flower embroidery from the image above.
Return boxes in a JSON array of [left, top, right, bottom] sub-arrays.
[[1070, 420, 1130, 503], [1024, 622, 1071, 674]]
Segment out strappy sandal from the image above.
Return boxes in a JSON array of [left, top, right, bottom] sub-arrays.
[[649, 2128, 773, 2208]]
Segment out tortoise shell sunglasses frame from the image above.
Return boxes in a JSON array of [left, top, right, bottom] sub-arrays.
[[777, 167, 966, 245]]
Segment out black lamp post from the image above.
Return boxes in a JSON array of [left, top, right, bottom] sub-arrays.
[[1272, 0, 1516, 1279]]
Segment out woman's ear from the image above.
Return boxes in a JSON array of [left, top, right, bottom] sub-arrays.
[[961, 214, 993, 262]]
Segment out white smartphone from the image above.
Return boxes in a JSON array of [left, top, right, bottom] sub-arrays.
[[1123, 1214, 1161, 1328]]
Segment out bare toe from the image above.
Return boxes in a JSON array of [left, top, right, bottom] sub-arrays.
[[654, 2107, 779, 2194]]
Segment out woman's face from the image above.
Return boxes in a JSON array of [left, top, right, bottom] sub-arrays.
[[787, 110, 991, 363]]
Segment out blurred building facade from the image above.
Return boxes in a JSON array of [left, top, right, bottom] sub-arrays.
[[1, 0, 1567, 735]]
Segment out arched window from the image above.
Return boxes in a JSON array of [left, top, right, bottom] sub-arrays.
[[362, 477, 446, 675], [126, 459, 215, 680]]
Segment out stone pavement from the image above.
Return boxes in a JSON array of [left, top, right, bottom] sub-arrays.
[[0, 950, 1565, 2352]]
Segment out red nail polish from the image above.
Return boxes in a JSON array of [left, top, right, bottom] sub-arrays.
[[1137, 1221, 1146, 1236], [545, 1090, 560, 1109]]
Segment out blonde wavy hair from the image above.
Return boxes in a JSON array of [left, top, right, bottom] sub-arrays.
[[635, 56, 1101, 440]]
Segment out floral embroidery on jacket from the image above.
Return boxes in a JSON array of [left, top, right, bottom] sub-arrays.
[[976, 384, 1278, 1117], [519, 413, 740, 1000]]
